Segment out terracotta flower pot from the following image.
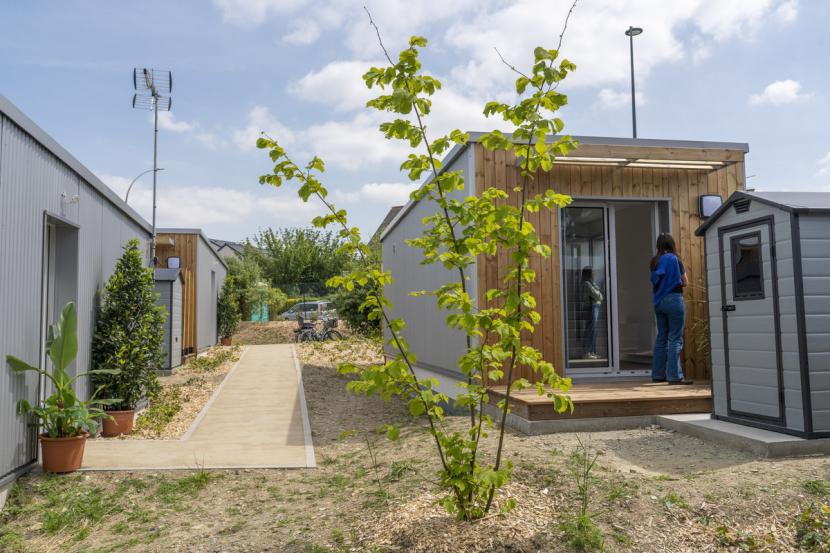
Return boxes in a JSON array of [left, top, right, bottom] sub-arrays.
[[101, 409, 135, 437], [221, 337, 232, 346], [40, 432, 88, 473]]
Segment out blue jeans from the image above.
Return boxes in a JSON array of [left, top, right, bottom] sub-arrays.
[[583, 303, 601, 355], [652, 293, 685, 381]]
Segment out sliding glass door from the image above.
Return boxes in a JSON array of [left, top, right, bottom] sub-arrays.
[[562, 206, 612, 371]]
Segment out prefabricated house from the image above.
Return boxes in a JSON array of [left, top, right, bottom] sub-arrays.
[[381, 133, 749, 425], [156, 229, 228, 355], [0, 94, 153, 493], [154, 268, 184, 372], [696, 191, 830, 438], [209, 238, 245, 262]]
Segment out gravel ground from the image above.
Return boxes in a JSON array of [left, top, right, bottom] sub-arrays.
[[2, 338, 829, 552]]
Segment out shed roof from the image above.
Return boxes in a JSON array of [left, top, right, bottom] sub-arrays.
[[154, 268, 183, 282], [695, 190, 830, 236], [157, 228, 229, 270], [380, 132, 749, 242], [0, 94, 152, 235]]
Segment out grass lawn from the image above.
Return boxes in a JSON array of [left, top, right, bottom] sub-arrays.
[[2, 337, 829, 552]]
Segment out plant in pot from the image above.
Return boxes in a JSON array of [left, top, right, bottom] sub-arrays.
[[217, 279, 240, 346], [91, 239, 166, 437], [7, 302, 119, 473]]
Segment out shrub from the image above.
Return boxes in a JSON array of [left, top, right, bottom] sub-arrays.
[[217, 280, 240, 338], [91, 239, 165, 411], [333, 277, 380, 335]]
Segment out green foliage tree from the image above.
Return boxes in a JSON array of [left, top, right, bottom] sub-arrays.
[[225, 251, 266, 320], [217, 279, 241, 338], [251, 227, 353, 295], [7, 302, 119, 437], [333, 269, 381, 335], [91, 239, 165, 411], [256, 6, 577, 520]]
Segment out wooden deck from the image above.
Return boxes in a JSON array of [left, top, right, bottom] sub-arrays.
[[488, 380, 712, 421]]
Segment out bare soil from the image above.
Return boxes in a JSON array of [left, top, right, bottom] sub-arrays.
[[2, 338, 829, 552]]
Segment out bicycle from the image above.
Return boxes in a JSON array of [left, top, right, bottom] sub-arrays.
[[294, 316, 344, 342]]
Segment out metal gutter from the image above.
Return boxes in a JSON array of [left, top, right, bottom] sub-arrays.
[[0, 94, 153, 235]]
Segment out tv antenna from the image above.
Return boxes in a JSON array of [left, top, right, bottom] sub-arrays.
[[132, 68, 172, 267]]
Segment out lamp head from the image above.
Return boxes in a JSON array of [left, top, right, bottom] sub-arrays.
[[625, 26, 643, 37]]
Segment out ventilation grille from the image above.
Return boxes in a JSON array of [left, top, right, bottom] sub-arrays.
[[733, 198, 751, 214]]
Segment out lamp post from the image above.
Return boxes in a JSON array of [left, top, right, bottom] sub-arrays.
[[124, 167, 164, 203], [625, 26, 643, 138]]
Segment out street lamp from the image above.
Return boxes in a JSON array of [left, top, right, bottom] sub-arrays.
[[124, 168, 164, 203], [625, 26, 643, 138]]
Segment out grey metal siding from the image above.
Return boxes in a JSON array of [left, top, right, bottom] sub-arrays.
[[800, 214, 830, 431], [196, 238, 227, 350], [705, 201, 802, 429], [381, 147, 474, 393], [171, 279, 183, 368], [155, 282, 173, 369], [0, 111, 151, 480]]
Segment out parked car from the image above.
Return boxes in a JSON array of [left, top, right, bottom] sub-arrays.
[[280, 300, 336, 321]]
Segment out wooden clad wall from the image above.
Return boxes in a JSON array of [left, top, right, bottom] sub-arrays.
[[156, 234, 198, 355], [474, 144, 745, 383]]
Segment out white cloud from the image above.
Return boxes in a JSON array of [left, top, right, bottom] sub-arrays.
[[155, 111, 195, 133], [232, 106, 295, 151], [99, 172, 321, 227], [283, 19, 322, 45], [299, 113, 410, 170], [334, 182, 417, 205], [774, 0, 798, 23], [596, 88, 646, 110], [213, 0, 306, 26], [816, 152, 830, 177], [289, 60, 381, 111], [749, 79, 810, 105]]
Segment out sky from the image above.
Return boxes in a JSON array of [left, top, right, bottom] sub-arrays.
[[1, 0, 828, 242]]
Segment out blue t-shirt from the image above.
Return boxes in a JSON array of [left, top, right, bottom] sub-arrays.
[[650, 253, 683, 305]]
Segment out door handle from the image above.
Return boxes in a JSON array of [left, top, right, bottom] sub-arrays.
[[721, 305, 736, 312]]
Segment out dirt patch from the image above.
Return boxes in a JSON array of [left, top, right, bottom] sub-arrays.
[[3, 338, 830, 552], [232, 320, 300, 344]]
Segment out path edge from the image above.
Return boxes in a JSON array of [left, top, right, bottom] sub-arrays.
[[292, 344, 317, 468], [181, 346, 250, 440]]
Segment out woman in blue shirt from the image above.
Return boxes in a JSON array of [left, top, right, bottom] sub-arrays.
[[650, 233, 693, 385]]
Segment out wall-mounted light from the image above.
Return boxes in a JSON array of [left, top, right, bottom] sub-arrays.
[[699, 194, 723, 219], [167, 256, 181, 269]]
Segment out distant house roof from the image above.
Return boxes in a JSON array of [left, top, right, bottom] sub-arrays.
[[696, 190, 830, 236], [157, 228, 229, 270], [371, 205, 403, 243], [0, 94, 152, 234], [209, 238, 246, 255], [154, 268, 183, 282]]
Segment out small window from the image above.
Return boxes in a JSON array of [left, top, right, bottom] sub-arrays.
[[731, 232, 764, 300]]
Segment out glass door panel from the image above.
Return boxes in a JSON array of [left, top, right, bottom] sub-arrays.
[[562, 207, 611, 370]]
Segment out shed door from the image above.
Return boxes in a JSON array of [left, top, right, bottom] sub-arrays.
[[718, 219, 784, 425]]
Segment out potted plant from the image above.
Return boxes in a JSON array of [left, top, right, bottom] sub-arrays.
[[7, 302, 119, 473], [217, 279, 240, 346], [91, 239, 165, 437]]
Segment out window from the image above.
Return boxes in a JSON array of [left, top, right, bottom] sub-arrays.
[[731, 232, 764, 300]]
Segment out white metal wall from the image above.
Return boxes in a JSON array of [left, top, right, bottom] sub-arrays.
[[196, 237, 227, 350], [800, 214, 830, 431], [0, 111, 150, 481], [381, 146, 476, 397]]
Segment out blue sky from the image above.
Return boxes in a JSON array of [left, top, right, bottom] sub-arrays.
[[2, 0, 828, 241]]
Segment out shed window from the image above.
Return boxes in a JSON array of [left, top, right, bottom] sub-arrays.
[[731, 233, 764, 300]]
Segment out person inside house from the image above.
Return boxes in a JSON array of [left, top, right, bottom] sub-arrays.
[[581, 266, 603, 360], [650, 233, 693, 384]]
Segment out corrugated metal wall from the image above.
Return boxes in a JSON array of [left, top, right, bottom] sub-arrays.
[[800, 214, 830, 431], [0, 111, 150, 481]]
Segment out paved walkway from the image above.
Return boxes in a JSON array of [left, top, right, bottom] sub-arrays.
[[82, 344, 315, 470]]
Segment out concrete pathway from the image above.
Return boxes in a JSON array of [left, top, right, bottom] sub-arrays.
[[82, 344, 315, 470]]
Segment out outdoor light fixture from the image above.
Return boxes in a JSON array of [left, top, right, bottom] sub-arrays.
[[132, 67, 173, 267], [625, 26, 643, 138], [167, 256, 181, 269], [699, 194, 723, 219]]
